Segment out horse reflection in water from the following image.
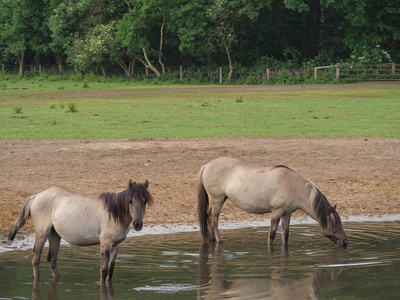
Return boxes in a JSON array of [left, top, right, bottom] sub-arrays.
[[198, 243, 346, 299], [7, 180, 153, 283], [198, 157, 348, 249], [31, 278, 116, 300]]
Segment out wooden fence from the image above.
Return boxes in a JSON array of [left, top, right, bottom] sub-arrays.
[[2, 62, 400, 82], [315, 63, 400, 81]]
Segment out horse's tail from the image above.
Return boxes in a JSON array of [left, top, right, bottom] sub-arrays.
[[7, 196, 35, 243], [198, 165, 210, 242]]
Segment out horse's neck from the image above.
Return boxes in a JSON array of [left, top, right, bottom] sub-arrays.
[[298, 184, 319, 222]]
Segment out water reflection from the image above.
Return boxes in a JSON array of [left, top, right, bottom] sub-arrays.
[[198, 242, 347, 299], [31, 278, 60, 300], [1, 222, 399, 299], [30, 277, 116, 300], [100, 282, 116, 300]]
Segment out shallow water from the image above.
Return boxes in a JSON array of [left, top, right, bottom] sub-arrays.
[[0, 222, 399, 299]]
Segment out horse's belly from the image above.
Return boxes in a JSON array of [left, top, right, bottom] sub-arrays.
[[52, 200, 103, 246], [55, 225, 101, 246], [229, 195, 271, 214], [52, 212, 102, 246]]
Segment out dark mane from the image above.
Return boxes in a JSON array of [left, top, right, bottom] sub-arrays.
[[134, 183, 154, 207], [98, 182, 154, 225], [99, 189, 132, 225], [313, 188, 342, 229], [272, 165, 293, 171]]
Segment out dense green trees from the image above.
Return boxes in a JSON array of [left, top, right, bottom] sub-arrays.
[[0, 0, 398, 76]]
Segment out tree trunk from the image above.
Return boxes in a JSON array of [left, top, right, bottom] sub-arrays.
[[134, 48, 161, 77], [224, 44, 233, 80], [19, 51, 24, 75], [130, 59, 135, 75], [306, 0, 321, 58], [116, 58, 135, 77], [56, 55, 63, 73], [159, 20, 165, 76]]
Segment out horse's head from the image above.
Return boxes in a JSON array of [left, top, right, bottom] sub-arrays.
[[321, 204, 348, 247], [127, 179, 153, 231]]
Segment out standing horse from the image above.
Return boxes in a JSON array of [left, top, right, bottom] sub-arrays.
[[198, 157, 348, 247], [7, 180, 153, 282]]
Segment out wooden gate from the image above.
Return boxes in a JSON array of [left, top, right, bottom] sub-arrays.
[[336, 63, 400, 81]]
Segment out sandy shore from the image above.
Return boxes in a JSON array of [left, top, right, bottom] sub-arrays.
[[1, 137, 399, 242]]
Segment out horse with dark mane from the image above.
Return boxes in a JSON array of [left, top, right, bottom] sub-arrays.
[[198, 157, 348, 248], [7, 180, 153, 282]]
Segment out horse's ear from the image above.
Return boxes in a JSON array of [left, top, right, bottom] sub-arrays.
[[333, 203, 337, 210], [129, 179, 136, 189], [144, 180, 149, 189]]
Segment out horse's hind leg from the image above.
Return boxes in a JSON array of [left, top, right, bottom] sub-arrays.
[[31, 234, 48, 278], [47, 228, 61, 278], [209, 196, 226, 244]]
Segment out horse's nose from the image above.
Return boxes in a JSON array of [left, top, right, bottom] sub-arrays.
[[341, 239, 348, 247], [133, 221, 143, 231]]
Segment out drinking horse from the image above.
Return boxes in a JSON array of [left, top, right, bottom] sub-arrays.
[[198, 157, 348, 247], [7, 180, 153, 282]]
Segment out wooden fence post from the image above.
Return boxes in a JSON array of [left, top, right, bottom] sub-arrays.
[[2, 64, 4, 73], [392, 63, 396, 75], [39, 64, 41, 74], [266, 68, 270, 82], [180, 65, 183, 80], [336, 63, 341, 80], [219, 67, 222, 83]]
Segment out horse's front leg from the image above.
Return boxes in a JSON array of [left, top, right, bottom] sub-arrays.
[[106, 244, 120, 282], [281, 213, 292, 249], [100, 244, 111, 283], [268, 216, 281, 248]]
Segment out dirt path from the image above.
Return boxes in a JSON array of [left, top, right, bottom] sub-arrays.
[[60, 81, 400, 98], [1, 137, 399, 237]]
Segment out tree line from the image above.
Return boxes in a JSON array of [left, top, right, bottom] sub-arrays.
[[0, 0, 399, 79]]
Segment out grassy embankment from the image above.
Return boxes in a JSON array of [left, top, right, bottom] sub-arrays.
[[0, 80, 399, 139]]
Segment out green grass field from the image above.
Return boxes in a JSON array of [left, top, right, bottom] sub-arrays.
[[0, 80, 399, 139]]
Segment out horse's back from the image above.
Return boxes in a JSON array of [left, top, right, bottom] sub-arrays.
[[202, 157, 276, 188], [201, 157, 247, 192], [29, 187, 65, 219], [202, 157, 271, 198], [201, 157, 309, 214], [30, 187, 92, 214], [30, 188, 104, 245]]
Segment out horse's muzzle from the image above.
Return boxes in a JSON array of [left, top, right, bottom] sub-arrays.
[[338, 239, 348, 247], [329, 235, 348, 247], [133, 221, 143, 231]]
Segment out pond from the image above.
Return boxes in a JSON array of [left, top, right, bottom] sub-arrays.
[[0, 221, 399, 299]]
